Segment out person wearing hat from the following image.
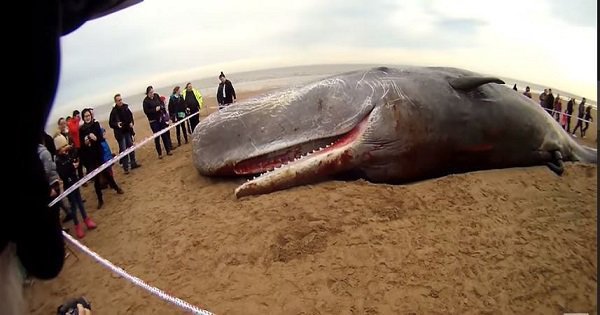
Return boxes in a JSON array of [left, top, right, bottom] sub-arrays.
[[39, 133, 73, 222], [54, 134, 97, 239], [216, 71, 236, 110]]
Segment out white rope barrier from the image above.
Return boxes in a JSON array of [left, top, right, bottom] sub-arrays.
[[50, 111, 213, 314], [544, 108, 593, 124], [62, 231, 213, 315]]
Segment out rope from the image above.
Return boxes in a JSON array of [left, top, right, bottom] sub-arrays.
[[62, 231, 213, 315], [545, 108, 593, 124], [50, 111, 213, 314]]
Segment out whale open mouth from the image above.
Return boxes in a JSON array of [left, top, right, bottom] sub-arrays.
[[233, 113, 371, 197]]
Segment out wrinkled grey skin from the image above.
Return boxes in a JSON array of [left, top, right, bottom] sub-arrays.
[[193, 66, 596, 196]]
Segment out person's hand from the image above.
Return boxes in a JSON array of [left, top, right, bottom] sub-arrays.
[[77, 303, 92, 315], [156, 106, 161, 112], [129, 122, 134, 128], [89, 133, 97, 141], [50, 188, 58, 198]]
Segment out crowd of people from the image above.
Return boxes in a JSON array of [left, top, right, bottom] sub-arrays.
[[39, 72, 237, 241], [517, 85, 594, 138]]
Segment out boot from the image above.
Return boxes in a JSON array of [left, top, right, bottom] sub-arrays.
[[97, 198, 104, 209], [116, 187, 124, 194], [74, 223, 85, 239], [84, 217, 97, 230]]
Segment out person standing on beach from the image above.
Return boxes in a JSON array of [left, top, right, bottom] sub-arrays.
[[217, 72, 237, 110], [39, 134, 72, 223], [523, 86, 532, 98], [553, 94, 562, 122], [79, 108, 124, 209], [182, 82, 203, 132], [581, 105, 593, 138], [168, 86, 188, 146], [54, 134, 97, 239], [544, 89, 555, 116], [55, 117, 70, 140], [571, 98, 586, 137], [539, 89, 548, 107], [565, 98, 575, 132], [109, 93, 141, 174], [143, 86, 173, 158], [67, 110, 85, 180], [512, 84, 518, 91]]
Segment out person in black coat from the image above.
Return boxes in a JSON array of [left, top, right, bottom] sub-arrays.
[[168, 85, 188, 146], [109, 93, 141, 173], [544, 88, 555, 116], [143, 86, 173, 157], [79, 108, 124, 209], [217, 71, 236, 110]]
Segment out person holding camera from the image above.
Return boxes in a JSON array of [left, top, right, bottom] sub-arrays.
[[109, 93, 141, 174], [79, 109, 124, 209]]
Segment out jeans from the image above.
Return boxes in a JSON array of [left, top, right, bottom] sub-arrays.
[[66, 188, 87, 225], [149, 120, 172, 156], [116, 132, 137, 170]]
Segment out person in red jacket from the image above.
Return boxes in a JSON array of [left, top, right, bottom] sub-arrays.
[[67, 110, 85, 180]]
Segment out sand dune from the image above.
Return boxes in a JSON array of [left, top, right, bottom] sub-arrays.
[[26, 89, 597, 314]]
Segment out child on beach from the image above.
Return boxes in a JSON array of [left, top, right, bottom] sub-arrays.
[[54, 134, 97, 239], [560, 111, 568, 130], [100, 128, 115, 176]]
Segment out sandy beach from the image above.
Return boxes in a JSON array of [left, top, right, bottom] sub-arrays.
[[27, 87, 597, 314]]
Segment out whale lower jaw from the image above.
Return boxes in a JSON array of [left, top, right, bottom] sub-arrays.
[[234, 114, 371, 198]]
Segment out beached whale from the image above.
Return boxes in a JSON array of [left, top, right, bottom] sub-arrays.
[[192, 66, 597, 197]]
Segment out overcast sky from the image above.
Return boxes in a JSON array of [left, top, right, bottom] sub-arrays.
[[52, 0, 597, 115]]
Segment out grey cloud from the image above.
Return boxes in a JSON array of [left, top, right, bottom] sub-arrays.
[[437, 18, 486, 35], [276, 1, 485, 50], [548, 0, 596, 27]]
